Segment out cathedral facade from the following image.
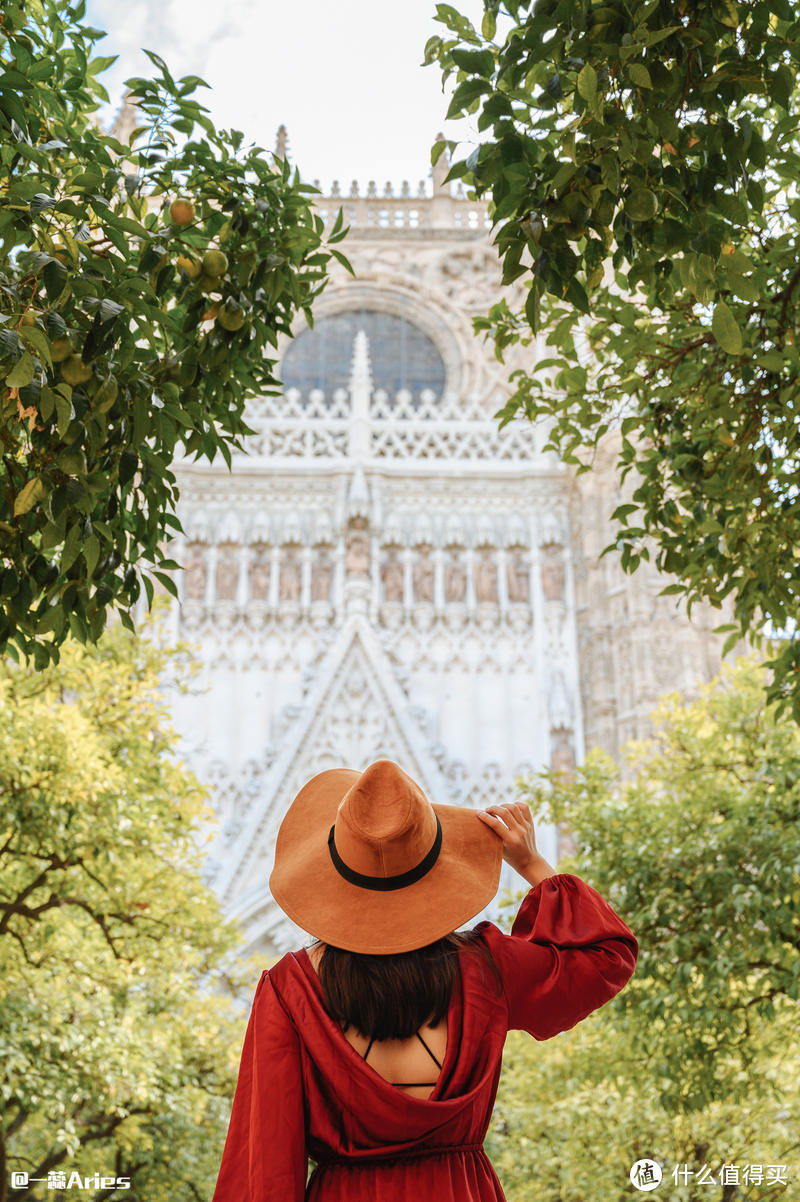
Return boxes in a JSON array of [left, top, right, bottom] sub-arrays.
[[164, 139, 730, 961]]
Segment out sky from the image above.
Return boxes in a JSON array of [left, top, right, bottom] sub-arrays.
[[84, 0, 489, 194]]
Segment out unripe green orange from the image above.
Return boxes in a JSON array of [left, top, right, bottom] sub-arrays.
[[50, 337, 74, 363], [61, 355, 92, 386], [217, 303, 245, 331], [202, 248, 228, 277]]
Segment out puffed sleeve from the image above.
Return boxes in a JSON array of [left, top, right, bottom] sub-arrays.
[[212, 970, 307, 1201], [475, 872, 638, 1039]]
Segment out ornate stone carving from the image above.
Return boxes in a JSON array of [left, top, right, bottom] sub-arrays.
[[184, 543, 207, 601], [166, 180, 734, 959], [506, 548, 530, 604], [345, 517, 371, 577], [380, 546, 404, 602], [550, 728, 576, 782], [249, 545, 271, 602], [279, 546, 302, 602], [541, 544, 566, 602], [412, 544, 434, 603], [311, 546, 333, 602], [474, 546, 498, 604], [216, 542, 239, 602], [444, 548, 467, 603], [548, 667, 573, 731]]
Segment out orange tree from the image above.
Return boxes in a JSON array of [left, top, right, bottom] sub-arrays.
[[425, 0, 800, 718], [0, 0, 349, 667]]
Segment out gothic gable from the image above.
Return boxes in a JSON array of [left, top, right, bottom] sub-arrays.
[[217, 614, 453, 955]]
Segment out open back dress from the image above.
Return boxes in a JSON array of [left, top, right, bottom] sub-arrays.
[[211, 872, 638, 1201]]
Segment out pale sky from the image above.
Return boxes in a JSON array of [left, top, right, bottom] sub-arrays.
[[84, 0, 489, 193]]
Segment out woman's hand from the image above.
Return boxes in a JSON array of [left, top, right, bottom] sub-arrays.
[[476, 802, 555, 884]]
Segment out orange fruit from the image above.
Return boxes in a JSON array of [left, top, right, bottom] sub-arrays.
[[176, 254, 201, 279], [169, 198, 195, 226]]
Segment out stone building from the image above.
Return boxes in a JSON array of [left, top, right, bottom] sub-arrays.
[[164, 132, 731, 962]]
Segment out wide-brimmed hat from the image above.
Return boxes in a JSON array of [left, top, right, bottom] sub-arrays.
[[269, 759, 503, 954]]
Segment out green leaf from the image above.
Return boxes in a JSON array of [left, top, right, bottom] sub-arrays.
[[628, 63, 652, 89], [84, 533, 100, 578], [717, 0, 738, 27], [54, 390, 72, 437], [711, 300, 743, 355], [43, 258, 68, 302], [13, 477, 48, 516], [451, 47, 495, 78], [19, 324, 53, 367], [577, 63, 598, 103], [6, 351, 35, 388]]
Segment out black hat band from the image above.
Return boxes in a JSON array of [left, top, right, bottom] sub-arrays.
[[327, 816, 443, 892]]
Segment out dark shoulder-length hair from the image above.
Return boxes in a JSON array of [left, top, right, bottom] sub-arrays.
[[312, 928, 503, 1042]]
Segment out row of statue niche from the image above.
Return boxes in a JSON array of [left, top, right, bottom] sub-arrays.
[[183, 543, 335, 604], [182, 539, 566, 606], [380, 545, 534, 605]]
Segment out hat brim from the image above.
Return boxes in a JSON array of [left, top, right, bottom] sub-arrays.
[[269, 767, 504, 954]]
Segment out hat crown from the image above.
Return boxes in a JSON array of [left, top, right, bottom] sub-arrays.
[[336, 760, 438, 878]]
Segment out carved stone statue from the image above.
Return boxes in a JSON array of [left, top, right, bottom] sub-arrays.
[[184, 543, 207, 601], [249, 547, 271, 602], [279, 546, 302, 602], [311, 546, 333, 602], [444, 548, 466, 602], [550, 728, 576, 782], [412, 544, 434, 603], [345, 517, 371, 577], [506, 547, 530, 604], [474, 547, 498, 604], [541, 545, 566, 602], [216, 542, 239, 602], [381, 546, 404, 603]]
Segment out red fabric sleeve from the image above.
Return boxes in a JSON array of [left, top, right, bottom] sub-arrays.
[[211, 970, 308, 1201], [475, 872, 638, 1040]]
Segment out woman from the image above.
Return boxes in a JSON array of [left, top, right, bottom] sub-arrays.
[[211, 759, 638, 1201]]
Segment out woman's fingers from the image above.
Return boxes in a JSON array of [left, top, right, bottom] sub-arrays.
[[476, 810, 512, 840], [483, 803, 530, 828]]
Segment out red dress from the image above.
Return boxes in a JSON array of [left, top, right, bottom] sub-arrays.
[[211, 872, 638, 1201]]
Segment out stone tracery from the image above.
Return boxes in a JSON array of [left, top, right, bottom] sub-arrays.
[[164, 161, 732, 960]]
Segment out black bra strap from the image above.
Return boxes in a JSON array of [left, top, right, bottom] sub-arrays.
[[363, 1030, 443, 1073], [415, 1030, 443, 1069]]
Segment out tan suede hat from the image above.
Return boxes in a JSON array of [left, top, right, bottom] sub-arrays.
[[269, 759, 503, 954]]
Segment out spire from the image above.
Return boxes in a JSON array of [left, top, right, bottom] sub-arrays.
[[275, 124, 289, 160], [349, 330, 373, 393], [109, 88, 139, 145], [348, 464, 370, 514], [348, 331, 372, 460]]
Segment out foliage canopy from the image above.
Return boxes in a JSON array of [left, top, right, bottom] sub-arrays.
[[426, 0, 800, 716], [0, 612, 260, 1200], [0, 0, 349, 668], [487, 654, 800, 1199], [516, 655, 800, 1115]]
